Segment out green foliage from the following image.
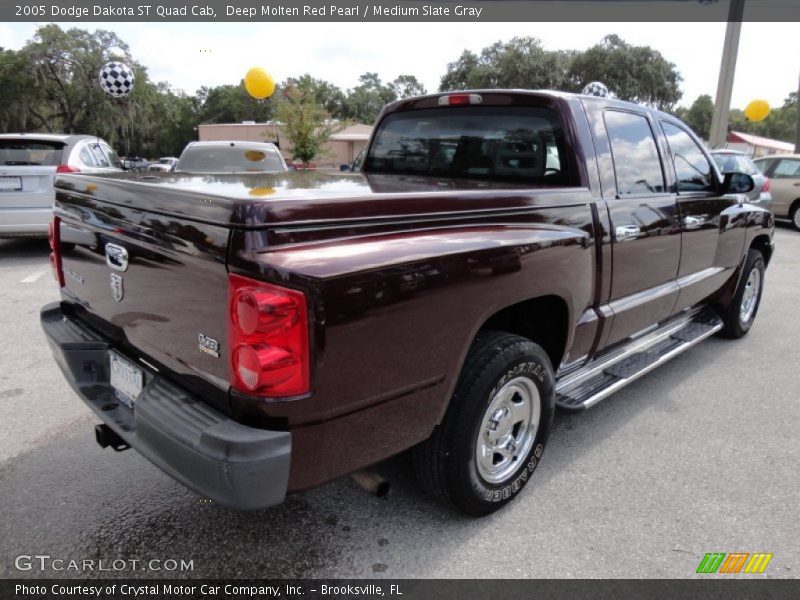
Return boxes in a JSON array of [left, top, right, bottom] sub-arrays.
[[568, 35, 682, 110], [440, 34, 682, 110], [341, 73, 397, 124], [728, 92, 798, 144], [274, 81, 343, 165], [391, 75, 427, 99], [679, 94, 714, 139], [198, 83, 272, 124]]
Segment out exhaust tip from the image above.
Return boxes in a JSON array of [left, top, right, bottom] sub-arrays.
[[94, 424, 130, 452], [350, 469, 390, 498]]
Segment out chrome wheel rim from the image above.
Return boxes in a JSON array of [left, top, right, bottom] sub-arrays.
[[794, 209, 800, 230], [740, 267, 761, 324], [475, 376, 540, 484]]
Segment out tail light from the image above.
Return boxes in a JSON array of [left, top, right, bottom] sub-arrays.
[[56, 165, 81, 173], [48, 216, 65, 287], [761, 177, 770, 193], [228, 274, 310, 397]]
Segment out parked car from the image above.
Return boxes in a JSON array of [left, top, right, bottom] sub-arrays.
[[43, 90, 772, 516], [148, 157, 179, 172], [0, 133, 122, 238], [753, 154, 800, 230], [176, 141, 288, 174], [710, 150, 771, 207]]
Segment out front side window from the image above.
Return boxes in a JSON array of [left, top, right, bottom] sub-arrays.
[[365, 106, 574, 186], [89, 144, 110, 167], [101, 144, 122, 169], [771, 158, 800, 179], [661, 121, 715, 192], [604, 110, 665, 196]]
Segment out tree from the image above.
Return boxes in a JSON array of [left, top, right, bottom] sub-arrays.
[[680, 94, 714, 139], [282, 74, 347, 118], [440, 37, 574, 91], [727, 92, 798, 143], [343, 72, 396, 124], [197, 83, 273, 124], [275, 81, 342, 165], [391, 75, 427, 99], [567, 35, 682, 110]]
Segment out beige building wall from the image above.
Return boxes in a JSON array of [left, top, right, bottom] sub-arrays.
[[197, 122, 372, 167]]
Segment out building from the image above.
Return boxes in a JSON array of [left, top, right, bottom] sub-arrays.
[[197, 122, 372, 167], [724, 131, 795, 157]]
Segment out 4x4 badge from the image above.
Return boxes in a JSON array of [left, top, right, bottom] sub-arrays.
[[110, 273, 124, 302]]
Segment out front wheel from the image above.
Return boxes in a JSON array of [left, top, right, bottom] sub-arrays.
[[791, 203, 800, 231], [413, 331, 555, 516], [720, 249, 765, 339]]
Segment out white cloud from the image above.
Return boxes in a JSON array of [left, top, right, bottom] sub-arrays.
[[2, 21, 798, 109]]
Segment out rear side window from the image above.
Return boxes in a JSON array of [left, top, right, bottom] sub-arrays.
[[753, 158, 774, 174], [365, 106, 574, 186], [178, 146, 286, 173], [604, 111, 665, 196], [661, 121, 715, 192], [771, 158, 800, 179], [78, 146, 98, 167], [712, 153, 757, 175], [89, 144, 110, 167], [0, 140, 63, 166]]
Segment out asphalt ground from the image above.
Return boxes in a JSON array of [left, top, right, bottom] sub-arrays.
[[0, 226, 798, 579]]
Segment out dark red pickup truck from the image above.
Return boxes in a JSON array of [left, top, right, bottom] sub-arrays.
[[42, 90, 773, 516]]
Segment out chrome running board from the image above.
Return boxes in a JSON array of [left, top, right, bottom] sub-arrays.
[[555, 308, 723, 410]]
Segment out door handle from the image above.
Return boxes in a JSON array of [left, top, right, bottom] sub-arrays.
[[615, 225, 641, 242], [683, 215, 705, 230]]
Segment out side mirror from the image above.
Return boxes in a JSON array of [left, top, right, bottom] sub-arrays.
[[722, 172, 754, 195]]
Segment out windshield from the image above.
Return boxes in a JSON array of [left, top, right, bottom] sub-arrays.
[[0, 139, 63, 166], [712, 153, 758, 175], [177, 146, 286, 173], [365, 106, 574, 186]]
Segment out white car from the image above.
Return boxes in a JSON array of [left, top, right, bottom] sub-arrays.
[[175, 141, 288, 173], [148, 157, 179, 172], [0, 133, 122, 238]]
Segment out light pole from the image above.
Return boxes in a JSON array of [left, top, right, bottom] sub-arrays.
[[708, 0, 746, 148]]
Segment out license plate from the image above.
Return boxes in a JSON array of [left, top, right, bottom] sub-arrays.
[[0, 176, 22, 191], [109, 352, 144, 408]]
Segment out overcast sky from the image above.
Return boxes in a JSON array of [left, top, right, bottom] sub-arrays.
[[1, 21, 797, 109]]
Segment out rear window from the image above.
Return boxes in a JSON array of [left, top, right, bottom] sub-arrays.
[[177, 146, 285, 173], [0, 139, 63, 166], [364, 106, 575, 186], [712, 153, 758, 175]]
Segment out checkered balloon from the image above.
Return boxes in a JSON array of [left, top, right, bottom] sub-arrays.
[[581, 81, 609, 98], [98, 61, 135, 98]]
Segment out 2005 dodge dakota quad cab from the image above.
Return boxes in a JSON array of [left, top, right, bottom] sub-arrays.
[[42, 91, 774, 516]]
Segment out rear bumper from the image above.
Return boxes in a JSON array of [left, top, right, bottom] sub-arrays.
[[40, 302, 292, 510], [0, 207, 51, 237]]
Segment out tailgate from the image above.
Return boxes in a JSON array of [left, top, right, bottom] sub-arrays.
[[56, 191, 232, 411]]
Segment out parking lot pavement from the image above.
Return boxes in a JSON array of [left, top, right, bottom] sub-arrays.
[[1, 228, 798, 579]]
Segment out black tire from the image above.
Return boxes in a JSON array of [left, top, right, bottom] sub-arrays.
[[413, 331, 555, 516], [720, 249, 765, 339], [791, 202, 800, 232]]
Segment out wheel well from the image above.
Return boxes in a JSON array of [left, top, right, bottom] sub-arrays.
[[750, 234, 773, 266], [480, 295, 568, 369]]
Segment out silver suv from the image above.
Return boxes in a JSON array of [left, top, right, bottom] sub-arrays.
[[0, 133, 122, 238]]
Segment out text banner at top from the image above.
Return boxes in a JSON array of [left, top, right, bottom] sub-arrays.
[[4, 0, 800, 22]]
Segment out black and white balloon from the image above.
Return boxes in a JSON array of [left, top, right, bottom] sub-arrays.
[[98, 61, 135, 98], [581, 81, 609, 98]]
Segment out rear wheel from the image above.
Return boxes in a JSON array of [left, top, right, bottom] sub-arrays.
[[791, 202, 800, 231], [720, 249, 765, 339], [413, 331, 555, 516]]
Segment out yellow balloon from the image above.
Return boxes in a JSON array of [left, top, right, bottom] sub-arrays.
[[744, 99, 770, 122], [244, 67, 275, 100]]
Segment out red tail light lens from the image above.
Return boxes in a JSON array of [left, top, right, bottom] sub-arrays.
[[56, 165, 81, 173], [761, 177, 770, 193], [228, 274, 309, 397], [48, 216, 65, 287]]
